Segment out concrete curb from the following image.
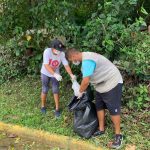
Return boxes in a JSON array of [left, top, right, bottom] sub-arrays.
[[0, 122, 102, 150]]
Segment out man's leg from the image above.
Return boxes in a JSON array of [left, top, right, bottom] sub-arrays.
[[93, 92, 105, 136], [97, 109, 105, 131], [111, 115, 121, 134], [109, 114, 123, 149], [103, 83, 123, 149]]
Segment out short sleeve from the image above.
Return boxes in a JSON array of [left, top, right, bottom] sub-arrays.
[[82, 60, 96, 77], [43, 49, 50, 64], [60, 52, 69, 66]]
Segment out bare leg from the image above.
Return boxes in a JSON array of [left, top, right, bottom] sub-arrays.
[[97, 109, 105, 131], [111, 115, 121, 134], [53, 93, 59, 110], [41, 92, 47, 107]]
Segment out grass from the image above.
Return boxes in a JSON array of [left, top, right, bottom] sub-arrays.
[[0, 76, 150, 150]]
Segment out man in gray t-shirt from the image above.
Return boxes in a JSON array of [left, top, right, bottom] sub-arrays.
[[67, 48, 123, 149], [40, 39, 76, 117]]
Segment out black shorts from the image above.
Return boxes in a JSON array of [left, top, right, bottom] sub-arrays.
[[95, 83, 123, 115]]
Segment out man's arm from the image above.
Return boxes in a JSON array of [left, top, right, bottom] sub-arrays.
[[79, 77, 90, 93], [79, 60, 96, 93]]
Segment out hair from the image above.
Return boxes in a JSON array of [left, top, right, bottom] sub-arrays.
[[66, 48, 80, 59]]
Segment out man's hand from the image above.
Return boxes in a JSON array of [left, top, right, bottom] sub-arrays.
[[76, 90, 84, 99], [53, 73, 62, 81], [77, 92, 83, 99], [70, 74, 76, 81]]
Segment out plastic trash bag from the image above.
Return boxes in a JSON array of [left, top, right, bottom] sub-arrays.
[[72, 80, 80, 96], [86, 85, 94, 101], [72, 80, 94, 101], [68, 93, 98, 139], [68, 94, 89, 111]]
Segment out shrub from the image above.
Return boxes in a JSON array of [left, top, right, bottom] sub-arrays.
[[119, 33, 150, 81], [123, 84, 149, 111], [0, 0, 149, 84]]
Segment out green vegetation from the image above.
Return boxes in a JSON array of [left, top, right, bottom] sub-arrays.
[[0, 0, 150, 149], [0, 77, 150, 149], [0, 0, 150, 83]]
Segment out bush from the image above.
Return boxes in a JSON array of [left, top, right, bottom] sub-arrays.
[[119, 33, 150, 81], [123, 84, 149, 111], [0, 0, 32, 39], [0, 0, 149, 85], [0, 44, 21, 84]]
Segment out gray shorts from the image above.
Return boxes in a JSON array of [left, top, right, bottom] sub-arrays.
[[41, 73, 59, 94]]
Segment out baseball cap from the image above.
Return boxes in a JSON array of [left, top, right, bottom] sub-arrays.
[[51, 39, 65, 51]]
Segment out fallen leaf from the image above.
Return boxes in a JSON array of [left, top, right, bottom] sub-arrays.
[[26, 35, 32, 41]]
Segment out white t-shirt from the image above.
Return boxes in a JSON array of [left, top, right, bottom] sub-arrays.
[[41, 48, 68, 77]]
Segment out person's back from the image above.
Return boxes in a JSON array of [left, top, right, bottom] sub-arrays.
[[82, 52, 123, 93]]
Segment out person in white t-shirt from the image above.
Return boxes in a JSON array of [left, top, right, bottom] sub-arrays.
[[40, 39, 76, 117]]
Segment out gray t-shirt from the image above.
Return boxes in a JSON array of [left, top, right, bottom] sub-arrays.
[[82, 52, 123, 93], [41, 48, 68, 77]]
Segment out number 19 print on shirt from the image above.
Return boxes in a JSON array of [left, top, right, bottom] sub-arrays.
[[49, 59, 60, 68]]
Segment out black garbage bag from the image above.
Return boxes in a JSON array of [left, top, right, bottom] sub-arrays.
[[86, 85, 94, 101], [68, 94, 89, 111], [68, 94, 98, 139]]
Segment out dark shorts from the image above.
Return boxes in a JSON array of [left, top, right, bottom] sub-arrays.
[[41, 73, 59, 94], [95, 83, 123, 115]]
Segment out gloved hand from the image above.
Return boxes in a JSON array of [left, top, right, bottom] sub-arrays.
[[70, 74, 76, 82], [76, 90, 84, 99], [53, 73, 62, 81]]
